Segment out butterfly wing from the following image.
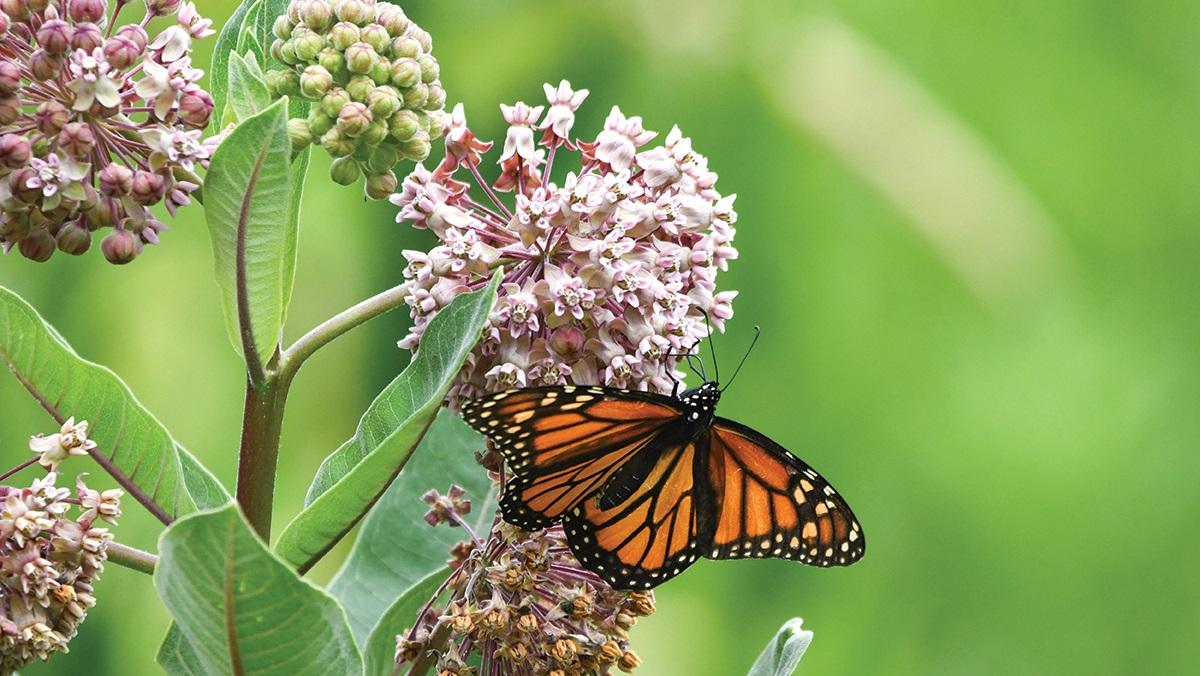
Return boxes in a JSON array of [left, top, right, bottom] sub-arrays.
[[705, 418, 865, 567], [460, 386, 683, 531], [561, 434, 714, 590]]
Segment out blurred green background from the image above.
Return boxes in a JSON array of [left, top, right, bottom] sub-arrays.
[[3, 0, 1199, 673]]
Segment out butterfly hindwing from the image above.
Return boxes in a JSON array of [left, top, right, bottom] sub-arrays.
[[562, 436, 714, 590], [460, 386, 682, 531], [705, 418, 865, 566]]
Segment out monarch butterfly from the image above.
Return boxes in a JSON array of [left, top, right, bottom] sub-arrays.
[[460, 335, 865, 590]]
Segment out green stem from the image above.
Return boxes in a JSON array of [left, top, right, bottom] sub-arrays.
[[108, 542, 158, 575], [235, 374, 291, 540], [277, 282, 409, 384]]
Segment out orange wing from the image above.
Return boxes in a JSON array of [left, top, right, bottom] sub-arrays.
[[460, 386, 681, 530], [561, 438, 712, 590], [706, 418, 864, 567]]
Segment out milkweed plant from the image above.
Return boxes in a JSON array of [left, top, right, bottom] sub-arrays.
[[0, 1, 810, 674]]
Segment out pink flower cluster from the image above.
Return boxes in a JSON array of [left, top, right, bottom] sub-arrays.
[[0, 0, 219, 263], [392, 81, 738, 403], [0, 471, 119, 670]]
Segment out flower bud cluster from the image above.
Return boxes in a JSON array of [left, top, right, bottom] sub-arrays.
[[392, 81, 739, 406], [0, 0, 220, 263], [0, 470, 120, 671], [266, 0, 447, 199], [398, 483, 650, 675]]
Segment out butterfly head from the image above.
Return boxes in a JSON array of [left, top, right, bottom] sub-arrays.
[[680, 381, 721, 424]]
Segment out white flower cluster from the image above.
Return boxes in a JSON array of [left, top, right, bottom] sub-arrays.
[[392, 81, 738, 404]]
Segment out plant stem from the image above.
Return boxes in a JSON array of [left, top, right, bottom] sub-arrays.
[[235, 374, 292, 540], [277, 282, 410, 384], [108, 542, 158, 575]]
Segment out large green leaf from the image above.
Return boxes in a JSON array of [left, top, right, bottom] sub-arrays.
[[328, 411, 498, 641], [274, 274, 500, 574], [209, 0, 262, 132], [0, 286, 227, 519], [204, 98, 295, 378], [227, 52, 271, 123], [155, 504, 362, 676], [362, 571, 446, 675], [748, 618, 814, 676]]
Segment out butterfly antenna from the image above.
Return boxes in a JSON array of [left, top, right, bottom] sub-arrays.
[[721, 326, 761, 393]]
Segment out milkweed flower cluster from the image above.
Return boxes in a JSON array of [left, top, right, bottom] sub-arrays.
[[398, 483, 650, 675], [0, 462, 121, 671], [266, 0, 446, 198], [392, 81, 739, 406], [0, 0, 220, 264]]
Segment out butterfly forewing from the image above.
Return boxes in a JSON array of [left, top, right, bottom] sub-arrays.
[[460, 386, 682, 531], [706, 418, 865, 566], [562, 438, 712, 590]]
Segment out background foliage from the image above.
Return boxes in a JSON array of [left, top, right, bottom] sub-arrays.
[[1, 0, 1197, 673]]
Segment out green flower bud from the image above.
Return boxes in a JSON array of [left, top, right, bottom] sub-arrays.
[[378, 6, 411, 37], [321, 128, 356, 157], [365, 171, 398, 200], [367, 86, 400, 118], [300, 65, 334, 99], [287, 118, 313, 148], [279, 39, 300, 65], [346, 75, 375, 102], [321, 87, 352, 116], [273, 14, 294, 40], [329, 21, 360, 51], [388, 108, 419, 141], [390, 36, 420, 59], [345, 42, 378, 75], [271, 39, 286, 63], [398, 130, 431, 160], [370, 60, 392, 86], [274, 69, 302, 97], [293, 31, 325, 61], [410, 27, 433, 52], [424, 83, 446, 111], [401, 82, 428, 110], [308, 108, 335, 136], [361, 23, 390, 53], [301, 0, 334, 31], [0, 212, 31, 242], [336, 101, 373, 137], [425, 110, 446, 138], [361, 120, 389, 145], [366, 144, 400, 173], [416, 54, 439, 84], [335, 0, 371, 25], [329, 156, 361, 186], [390, 57, 419, 88], [317, 47, 345, 75], [20, 227, 56, 262]]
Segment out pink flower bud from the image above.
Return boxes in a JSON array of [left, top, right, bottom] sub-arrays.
[[98, 164, 133, 196], [19, 228, 56, 262], [0, 60, 21, 96], [116, 24, 148, 51], [29, 49, 61, 81], [68, 0, 108, 23], [35, 101, 69, 135], [549, 325, 586, 358], [336, 101, 373, 137], [0, 134, 31, 168], [145, 0, 181, 15], [130, 170, 165, 205], [178, 88, 214, 128], [59, 122, 95, 159], [36, 19, 73, 56], [56, 220, 92, 255], [0, 95, 21, 125], [101, 228, 140, 264], [69, 22, 103, 52], [0, 0, 29, 21], [8, 168, 40, 204], [103, 35, 142, 69], [344, 42, 377, 75]]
